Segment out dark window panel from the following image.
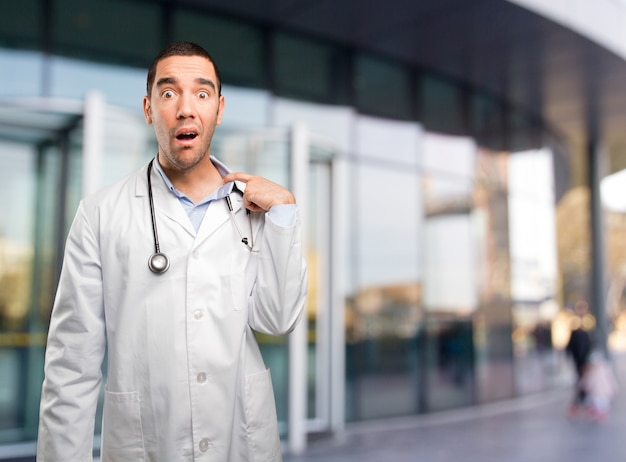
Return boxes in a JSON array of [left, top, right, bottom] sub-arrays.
[[52, 0, 161, 67], [273, 32, 333, 102], [354, 53, 413, 120], [419, 75, 464, 135], [174, 10, 265, 89], [0, 0, 41, 50]]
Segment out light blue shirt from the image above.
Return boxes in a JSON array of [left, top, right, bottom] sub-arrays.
[[153, 156, 297, 232]]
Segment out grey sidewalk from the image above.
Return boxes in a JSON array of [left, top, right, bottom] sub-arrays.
[[284, 354, 626, 462]]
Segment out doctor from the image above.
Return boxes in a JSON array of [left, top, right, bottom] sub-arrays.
[[37, 41, 307, 462]]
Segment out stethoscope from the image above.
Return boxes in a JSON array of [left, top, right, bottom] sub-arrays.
[[147, 160, 256, 274]]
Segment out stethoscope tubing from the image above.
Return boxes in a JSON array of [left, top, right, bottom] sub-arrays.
[[146, 159, 256, 275], [147, 160, 170, 274]]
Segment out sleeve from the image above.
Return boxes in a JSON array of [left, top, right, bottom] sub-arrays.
[[248, 207, 308, 336], [37, 201, 106, 461], [267, 203, 297, 227]]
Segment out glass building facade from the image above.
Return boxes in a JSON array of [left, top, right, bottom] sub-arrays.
[[1, 0, 620, 458]]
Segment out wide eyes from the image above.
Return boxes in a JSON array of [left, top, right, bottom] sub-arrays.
[[159, 90, 211, 100]]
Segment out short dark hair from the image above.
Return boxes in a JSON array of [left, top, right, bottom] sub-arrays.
[[146, 41, 222, 97]]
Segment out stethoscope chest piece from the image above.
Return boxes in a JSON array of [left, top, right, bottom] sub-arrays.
[[148, 252, 170, 274]]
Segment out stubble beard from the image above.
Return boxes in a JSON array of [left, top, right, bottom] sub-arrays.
[[162, 146, 207, 172]]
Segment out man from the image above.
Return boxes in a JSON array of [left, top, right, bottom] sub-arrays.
[[37, 41, 307, 461]]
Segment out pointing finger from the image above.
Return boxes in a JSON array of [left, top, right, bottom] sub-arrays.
[[223, 172, 253, 184]]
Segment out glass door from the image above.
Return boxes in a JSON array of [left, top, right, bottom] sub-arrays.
[[306, 157, 333, 431], [0, 124, 81, 443]]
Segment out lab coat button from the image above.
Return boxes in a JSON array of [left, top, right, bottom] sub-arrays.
[[197, 372, 207, 383], [191, 249, 199, 259], [199, 438, 210, 451], [194, 310, 203, 320]]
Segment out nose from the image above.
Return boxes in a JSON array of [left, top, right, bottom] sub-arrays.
[[176, 93, 196, 119]]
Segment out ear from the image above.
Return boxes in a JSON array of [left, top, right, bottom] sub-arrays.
[[143, 96, 152, 124], [216, 94, 225, 125]]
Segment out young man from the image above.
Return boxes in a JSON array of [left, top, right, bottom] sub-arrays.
[[37, 41, 307, 462]]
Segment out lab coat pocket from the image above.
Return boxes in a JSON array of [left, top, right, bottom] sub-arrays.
[[225, 272, 246, 311], [101, 390, 146, 461], [244, 368, 282, 462], [225, 242, 257, 311]]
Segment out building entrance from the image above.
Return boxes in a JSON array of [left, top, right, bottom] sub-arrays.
[[0, 99, 86, 447]]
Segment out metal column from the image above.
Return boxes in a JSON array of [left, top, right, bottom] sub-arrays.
[[587, 136, 609, 356], [82, 91, 105, 198], [288, 122, 309, 454]]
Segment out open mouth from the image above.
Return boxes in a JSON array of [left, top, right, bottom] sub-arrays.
[[176, 132, 197, 140]]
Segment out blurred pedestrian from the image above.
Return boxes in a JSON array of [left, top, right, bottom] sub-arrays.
[[565, 300, 593, 415], [579, 351, 618, 421]]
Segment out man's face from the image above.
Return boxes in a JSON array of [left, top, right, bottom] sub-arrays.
[[143, 55, 224, 172]]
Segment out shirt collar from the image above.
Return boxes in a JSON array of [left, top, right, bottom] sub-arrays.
[[153, 155, 234, 205]]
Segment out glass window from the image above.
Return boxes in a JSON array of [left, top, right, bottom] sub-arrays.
[[354, 115, 421, 166], [421, 187, 476, 411], [0, 48, 44, 98], [420, 133, 480, 411], [174, 11, 265, 89], [213, 129, 290, 187], [220, 85, 271, 128], [473, 147, 515, 403], [273, 98, 354, 153], [422, 214, 476, 312], [422, 132, 475, 179], [49, 56, 146, 108], [508, 149, 560, 394], [52, 0, 161, 66], [0, 140, 56, 443], [346, 161, 422, 421], [273, 33, 333, 102], [354, 54, 413, 120]]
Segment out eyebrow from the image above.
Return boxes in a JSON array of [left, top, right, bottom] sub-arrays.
[[156, 77, 177, 88], [197, 78, 216, 89], [156, 77, 216, 90]]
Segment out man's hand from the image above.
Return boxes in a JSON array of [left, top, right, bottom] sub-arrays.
[[223, 172, 296, 212]]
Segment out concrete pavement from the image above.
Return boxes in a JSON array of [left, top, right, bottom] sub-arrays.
[[12, 355, 625, 462], [284, 353, 626, 462]]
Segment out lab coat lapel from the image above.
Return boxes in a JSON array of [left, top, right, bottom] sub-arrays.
[[137, 163, 196, 237], [195, 190, 244, 243]]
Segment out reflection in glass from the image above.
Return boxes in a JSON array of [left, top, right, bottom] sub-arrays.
[[0, 141, 37, 440], [0, 140, 57, 442], [472, 147, 515, 403], [421, 134, 477, 411], [508, 149, 562, 393], [347, 162, 422, 421]]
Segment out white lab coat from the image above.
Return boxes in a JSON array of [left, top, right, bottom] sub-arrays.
[[37, 160, 307, 462]]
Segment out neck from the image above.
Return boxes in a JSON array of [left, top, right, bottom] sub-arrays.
[[159, 154, 223, 203]]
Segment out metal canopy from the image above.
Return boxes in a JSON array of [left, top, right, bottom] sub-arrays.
[[177, 0, 626, 170], [0, 98, 83, 145]]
